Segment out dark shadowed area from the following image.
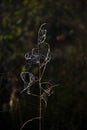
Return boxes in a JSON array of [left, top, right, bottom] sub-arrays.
[[0, 0, 87, 130]]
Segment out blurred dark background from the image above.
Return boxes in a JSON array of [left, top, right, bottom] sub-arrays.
[[0, 0, 87, 130]]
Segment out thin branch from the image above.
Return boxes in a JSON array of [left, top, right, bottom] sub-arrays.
[[20, 117, 40, 130]]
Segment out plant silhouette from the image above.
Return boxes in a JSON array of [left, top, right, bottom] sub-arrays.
[[20, 23, 57, 130]]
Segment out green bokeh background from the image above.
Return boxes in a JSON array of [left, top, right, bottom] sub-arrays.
[[0, 0, 87, 130]]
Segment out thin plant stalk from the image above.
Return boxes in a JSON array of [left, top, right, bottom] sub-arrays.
[[20, 23, 57, 130], [38, 32, 42, 130], [37, 23, 47, 130]]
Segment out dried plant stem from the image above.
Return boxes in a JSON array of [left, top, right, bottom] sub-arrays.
[[20, 23, 56, 130], [40, 62, 47, 81], [38, 25, 42, 129], [38, 45, 42, 130], [20, 117, 40, 130], [39, 80, 42, 130]]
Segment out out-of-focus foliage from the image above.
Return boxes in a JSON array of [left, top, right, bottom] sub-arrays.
[[0, 0, 87, 130]]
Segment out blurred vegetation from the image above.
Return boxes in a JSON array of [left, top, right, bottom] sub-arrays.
[[0, 0, 87, 130]]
